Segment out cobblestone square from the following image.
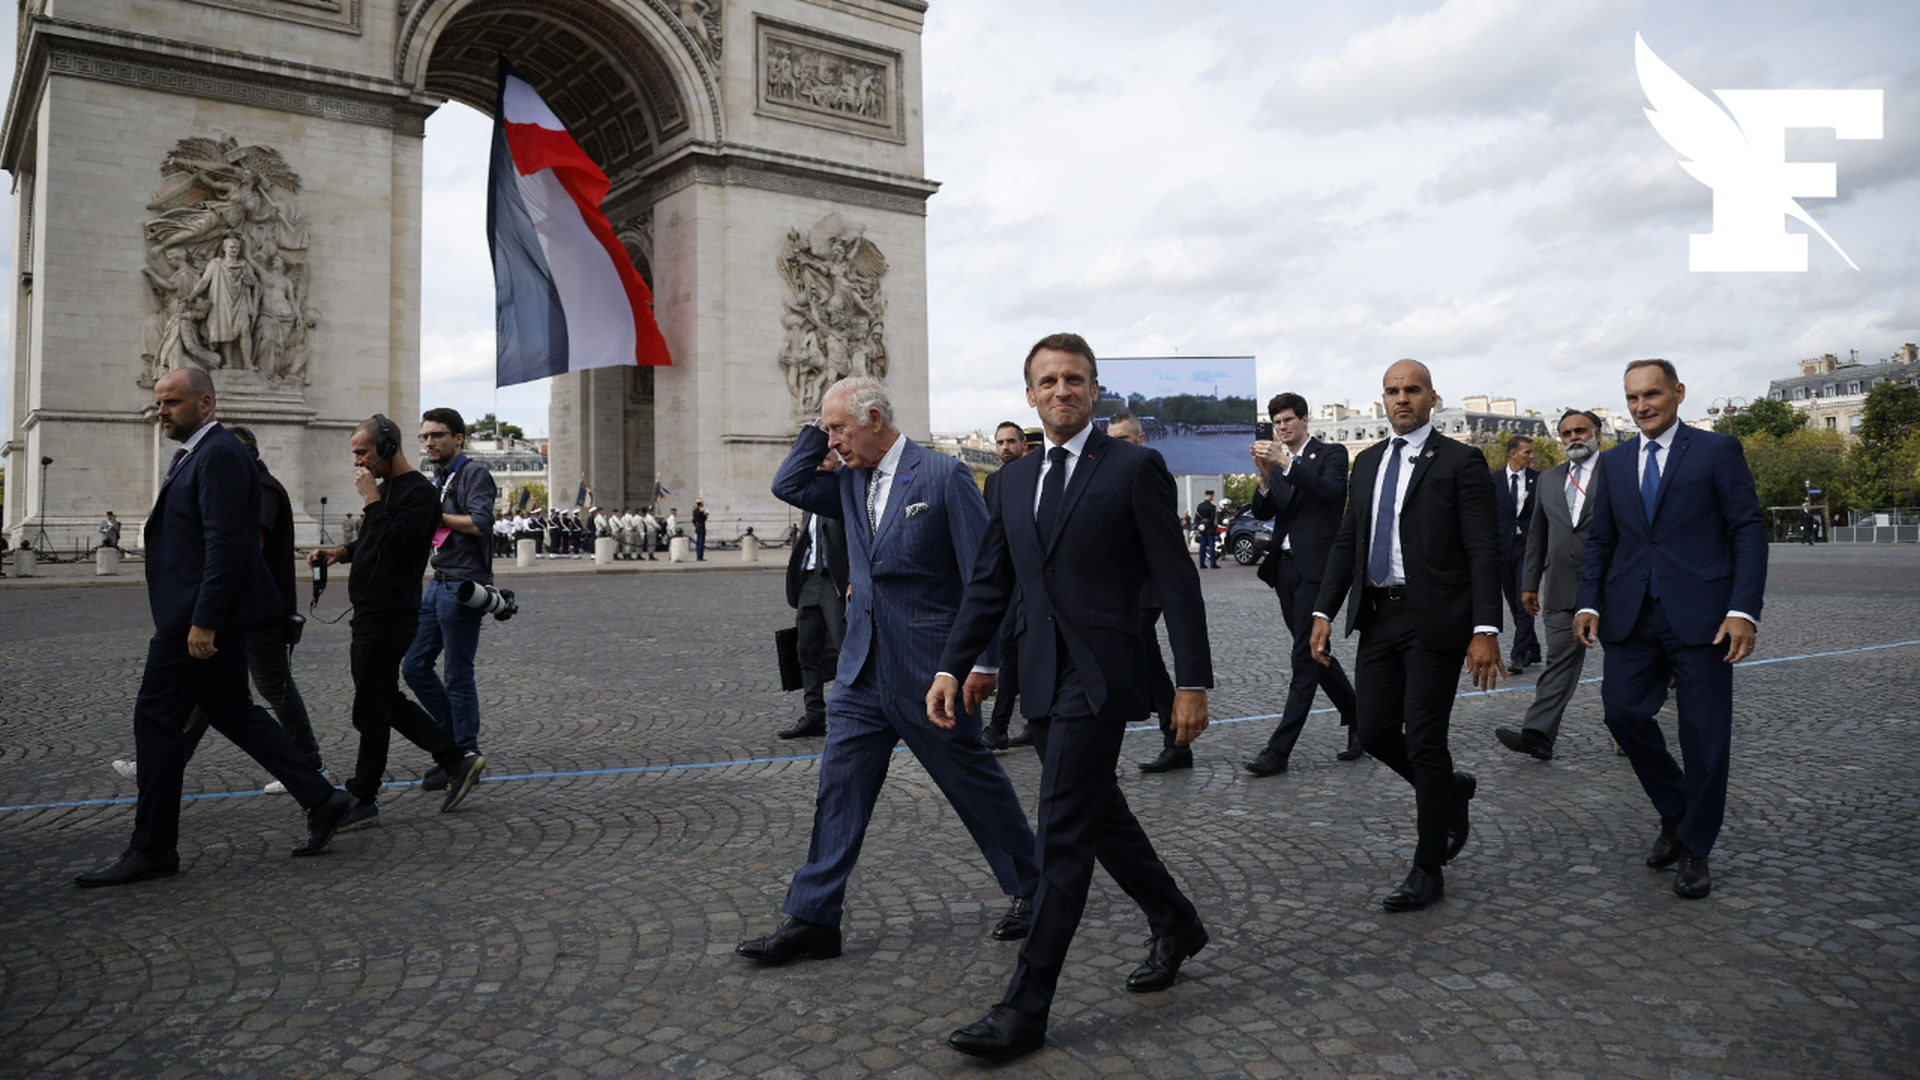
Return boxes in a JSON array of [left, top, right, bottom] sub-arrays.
[[2, 545, 1916, 1078]]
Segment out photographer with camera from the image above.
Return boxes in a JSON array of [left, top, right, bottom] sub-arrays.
[[402, 409, 510, 791], [308, 415, 486, 833]]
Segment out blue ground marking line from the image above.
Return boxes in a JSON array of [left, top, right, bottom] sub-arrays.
[[5, 638, 1915, 815]]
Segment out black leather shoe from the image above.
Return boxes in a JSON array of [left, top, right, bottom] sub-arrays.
[[1495, 727, 1554, 761], [778, 716, 826, 740], [982, 724, 1010, 751], [1007, 726, 1035, 748], [74, 850, 179, 887], [335, 798, 381, 834], [1445, 771, 1476, 862], [1242, 748, 1287, 776], [1336, 736, 1366, 762], [948, 1004, 1045, 1059], [991, 896, 1033, 940], [1126, 921, 1208, 992], [1507, 658, 1528, 675], [440, 752, 486, 813], [1647, 815, 1684, 869], [736, 916, 842, 963], [1673, 852, 1712, 899], [1382, 864, 1444, 912], [290, 789, 355, 857], [421, 765, 448, 791], [1138, 745, 1193, 773]]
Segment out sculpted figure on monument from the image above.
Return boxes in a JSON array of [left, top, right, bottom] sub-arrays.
[[765, 42, 887, 120], [675, 0, 723, 61], [776, 213, 889, 419], [138, 135, 318, 387]]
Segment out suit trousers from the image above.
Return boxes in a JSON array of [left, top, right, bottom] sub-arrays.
[[1265, 557, 1357, 758], [1600, 597, 1734, 857], [181, 617, 322, 771], [346, 615, 465, 804], [1352, 594, 1470, 868], [795, 568, 846, 726], [1139, 608, 1177, 748], [988, 628, 1021, 729], [782, 666, 1038, 926], [130, 630, 335, 854], [1500, 553, 1539, 662], [1520, 607, 1588, 744], [1004, 663, 1198, 1019]]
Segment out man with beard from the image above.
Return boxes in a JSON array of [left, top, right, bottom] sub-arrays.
[[1495, 411, 1602, 762]]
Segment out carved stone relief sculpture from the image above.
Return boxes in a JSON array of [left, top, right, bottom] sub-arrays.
[[138, 135, 320, 389], [675, 0, 723, 62], [777, 212, 888, 421], [765, 40, 885, 121]]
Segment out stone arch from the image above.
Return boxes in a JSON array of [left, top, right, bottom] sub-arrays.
[[398, 0, 723, 192]]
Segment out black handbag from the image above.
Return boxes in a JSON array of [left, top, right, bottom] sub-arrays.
[[775, 626, 804, 692]]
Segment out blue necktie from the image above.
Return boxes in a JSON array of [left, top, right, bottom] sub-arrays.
[[1368, 438, 1406, 586], [1034, 446, 1069, 543], [1642, 442, 1662, 522]]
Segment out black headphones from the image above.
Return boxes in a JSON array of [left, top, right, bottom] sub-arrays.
[[371, 413, 401, 463]]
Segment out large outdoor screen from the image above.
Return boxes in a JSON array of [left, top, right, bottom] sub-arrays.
[[1093, 356, 1258, 476]]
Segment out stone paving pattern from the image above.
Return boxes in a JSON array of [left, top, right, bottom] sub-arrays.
[[1, 544, 1916, 1079]]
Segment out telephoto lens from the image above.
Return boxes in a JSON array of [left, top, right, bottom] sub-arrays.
[[455, 580, 518, 621]]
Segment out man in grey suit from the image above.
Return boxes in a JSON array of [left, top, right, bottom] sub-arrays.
[[737, 376, 1039, 964], [1496, 410, 1603, 761]]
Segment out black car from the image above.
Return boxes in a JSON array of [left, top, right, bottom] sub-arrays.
[[1225, 509, 1273, 565]]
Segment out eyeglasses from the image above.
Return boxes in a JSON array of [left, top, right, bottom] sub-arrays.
[[418, 431, 454, 441]]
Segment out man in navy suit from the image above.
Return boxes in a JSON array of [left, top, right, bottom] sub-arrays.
[[737, 376, 1038, 964], [75, 368, 350, 887], [1492, 435, 1541, 673], [1245, 391, 1360, 776], [1575, 359, 1767, 900], [1311, 359, 1505, 913], [931, 334, 1213, 1060]]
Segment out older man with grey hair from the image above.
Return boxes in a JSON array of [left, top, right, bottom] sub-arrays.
[[738, 375, 1040, 965]]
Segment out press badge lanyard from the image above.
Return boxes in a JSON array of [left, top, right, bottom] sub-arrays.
[[431, 455, 467, 549]]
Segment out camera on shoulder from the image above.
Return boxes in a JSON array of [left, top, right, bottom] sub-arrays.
[[455, 579, 518, 621]]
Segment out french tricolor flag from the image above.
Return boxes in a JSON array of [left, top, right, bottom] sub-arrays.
[[489, 61, 671, 387]]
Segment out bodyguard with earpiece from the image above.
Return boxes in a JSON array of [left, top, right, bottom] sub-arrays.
[[307, 414, 487, 835]]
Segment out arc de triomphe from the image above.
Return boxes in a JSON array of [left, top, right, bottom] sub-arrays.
[[1, 0, 935, 548]]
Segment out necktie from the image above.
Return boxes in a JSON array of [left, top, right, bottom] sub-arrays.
[[164, 448, 187, 479], [866, 468, 884, 535], [1566, 463, 1582, 517], [1510, 471, 1521, 519], [1642, 442, 1662, 522], [1367, 438, 1406, 586], [1034, 446, 1069, 543]]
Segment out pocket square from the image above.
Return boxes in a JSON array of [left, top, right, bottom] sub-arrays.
[[904, 502, 930, 518]]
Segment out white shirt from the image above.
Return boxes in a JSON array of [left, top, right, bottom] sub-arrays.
[[1505, 465, 1530, 533], [1031, 424, 1093, 516], [1314, 423, 1497, 636], [866, 433, 909, 528], [802, 513, 822, 571], [1563, 459, 1589, 523]]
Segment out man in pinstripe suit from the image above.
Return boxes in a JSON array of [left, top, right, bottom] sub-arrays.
[[737, 376, 1040, 964]]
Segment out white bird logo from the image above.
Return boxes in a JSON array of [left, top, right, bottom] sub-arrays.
[[1636, 33, 1880, 272]]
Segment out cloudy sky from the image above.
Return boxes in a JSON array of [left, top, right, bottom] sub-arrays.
[[4, 0, 1916, 439]]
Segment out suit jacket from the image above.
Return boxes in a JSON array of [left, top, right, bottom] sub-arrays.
[[784, 510, 850, 608], [1522, 461, 1593, 611], [1577, 423, 1768, 646], [773, 427, 996, 689], [143, 422, 282, 640], [939, 427, 1213, 720], [1250, 436, 1349, 588], [1491, 465, 1539, 562], [1312, 429, 1504, 652]]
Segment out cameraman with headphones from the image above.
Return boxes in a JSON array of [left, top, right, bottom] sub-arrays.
[[404, 408, 499, 790], [308, 415, 486, 834]]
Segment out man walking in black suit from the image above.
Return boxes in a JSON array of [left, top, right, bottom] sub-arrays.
[[1493, 435, 1541, 673], [1245, 392, 1361, 776], [930, 333, 1213, 1059], [1107, 414, 1184, 775], [981, 421, 1033, 751], [75, 369, 350, 886], [1311, 359, 1505, 913], [779, 502, 849, 739]]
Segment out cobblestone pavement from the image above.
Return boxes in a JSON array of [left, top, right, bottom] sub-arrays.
[[2, 544, 1916, 1079]]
